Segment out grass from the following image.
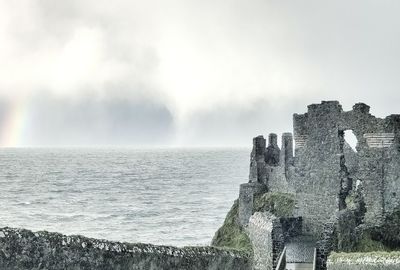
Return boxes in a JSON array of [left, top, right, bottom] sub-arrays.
[[211, 200, 252, 255], [329, 251, 400, 263], [211, 191, 295, 256], [354, 231, 390, 252], [253, 192, 295, 217]]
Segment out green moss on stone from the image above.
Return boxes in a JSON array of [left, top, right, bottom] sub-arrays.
[[345, 195, 356, 210], [355, 232, 390, 252], [211, 200, 252, 255], [253, 192, 295, 217], [374, 209, 400, 248], [212, 192, 295, 255], [329, 251, 400, 263]]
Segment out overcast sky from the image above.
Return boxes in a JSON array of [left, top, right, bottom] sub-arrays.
[[0, 0, 399, 146]]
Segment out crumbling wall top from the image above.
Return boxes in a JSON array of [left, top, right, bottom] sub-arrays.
[[307, 100, 342, 115], [352, 103, 370, 114]]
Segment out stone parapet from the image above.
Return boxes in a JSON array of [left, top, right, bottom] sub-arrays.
[[0, 227, 250, 270]]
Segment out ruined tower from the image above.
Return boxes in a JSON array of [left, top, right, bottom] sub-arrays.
[[240, 100, 400, 239]]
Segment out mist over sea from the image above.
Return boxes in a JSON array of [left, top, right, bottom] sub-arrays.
[[0, 148, 249, 247]]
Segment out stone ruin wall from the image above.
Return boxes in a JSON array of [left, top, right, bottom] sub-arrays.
[[247, 212, 280, 270], [0, 227, 250, 270], [247, 213, 302, 270], [242, 101, 400, 238], [292, 102, 344, 236], [293, 101, 400, 230]]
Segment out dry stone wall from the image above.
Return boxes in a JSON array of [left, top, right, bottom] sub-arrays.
[[327, 252, 400, 270], [316, 223, 336, 270], [0, 227, 250, 270]]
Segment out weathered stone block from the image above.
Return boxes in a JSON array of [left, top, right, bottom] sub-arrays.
[[247, 212, 281, 270], [239, 183, 267, 226]]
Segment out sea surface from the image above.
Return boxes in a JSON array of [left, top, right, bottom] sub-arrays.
[[0, 147, 250, 247]]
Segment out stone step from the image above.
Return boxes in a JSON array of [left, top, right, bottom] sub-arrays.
[[286, 263, 313, 270], [285, 239, 315, 263]]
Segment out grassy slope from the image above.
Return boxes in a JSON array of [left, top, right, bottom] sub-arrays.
[[211, 192, 295, 255], [211, 200, 253, 255]]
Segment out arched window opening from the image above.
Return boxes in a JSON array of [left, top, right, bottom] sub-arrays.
[[344, 130, 358, 152]]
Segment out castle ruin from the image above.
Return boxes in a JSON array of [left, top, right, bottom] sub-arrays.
[[214, 100, 400, 270], [1, 100, 399, 270]]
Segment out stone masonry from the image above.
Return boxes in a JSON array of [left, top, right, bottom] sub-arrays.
[[0, 227, 250, 270], [247, 212, 284, 270], [238, 101, 400, 269], [240, 101, 400, 233]]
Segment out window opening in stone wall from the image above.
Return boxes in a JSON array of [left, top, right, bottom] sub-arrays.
[[344, 130, 358, 152]]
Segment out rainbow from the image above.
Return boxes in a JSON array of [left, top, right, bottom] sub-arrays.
[[0, 97, 29, 148]]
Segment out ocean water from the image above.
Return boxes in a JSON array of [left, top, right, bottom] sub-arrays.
[[0, 147, 250, 247]]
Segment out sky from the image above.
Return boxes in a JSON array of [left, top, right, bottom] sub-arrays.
[[0, 0, 400, 147]]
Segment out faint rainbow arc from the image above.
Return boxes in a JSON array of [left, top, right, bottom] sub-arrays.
[[0, 98, 29, 147]]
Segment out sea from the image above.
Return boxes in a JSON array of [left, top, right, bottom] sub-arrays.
[[0, 147, 250, 247]]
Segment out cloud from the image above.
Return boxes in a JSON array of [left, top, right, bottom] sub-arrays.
[[0, 0, 161, 98], [178, 98, 310, 146], [2, 90, 174, 146], [0, 0, 399, 145]]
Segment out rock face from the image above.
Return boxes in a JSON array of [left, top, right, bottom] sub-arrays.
[[0, 227, 250, 270]]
